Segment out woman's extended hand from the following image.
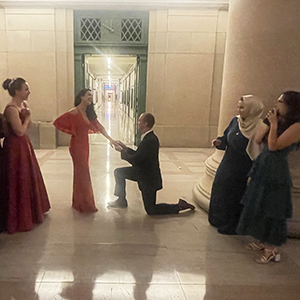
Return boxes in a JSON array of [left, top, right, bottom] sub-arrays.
[[116, 140, 127, 149], [110, 140, 119, 148], [114, 144, 123, 152], [114, 140, 127, 152]]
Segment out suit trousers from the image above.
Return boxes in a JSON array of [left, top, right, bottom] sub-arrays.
[[114, 167, 179, 215]]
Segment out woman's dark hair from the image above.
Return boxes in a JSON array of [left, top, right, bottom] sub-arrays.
[[2, 77, 26, 97], [277, 91, 300, 136], [74, 88, 97, 121], [282, 91, 300, 123]]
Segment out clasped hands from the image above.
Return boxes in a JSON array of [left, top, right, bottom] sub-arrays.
[[20, 101, 31, 120], [20, 108, 31, 121], [113, 140, 127, 152]]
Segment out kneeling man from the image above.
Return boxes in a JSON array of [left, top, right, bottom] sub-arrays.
[[108, 113, 195, 215]]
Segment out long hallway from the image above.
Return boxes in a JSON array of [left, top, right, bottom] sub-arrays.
[[0, 105, 300, 299]]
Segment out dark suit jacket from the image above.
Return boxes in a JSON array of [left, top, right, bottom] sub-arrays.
[[121, 131, 163, 191]]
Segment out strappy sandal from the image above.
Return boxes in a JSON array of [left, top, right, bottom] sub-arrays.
[[245, 242, 265, 251], [255, 248, 281, 264]]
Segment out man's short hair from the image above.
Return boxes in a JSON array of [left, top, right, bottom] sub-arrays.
[[142, 113, 155, 129]]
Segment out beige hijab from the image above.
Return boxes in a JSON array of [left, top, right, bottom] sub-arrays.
[[237, 95, 264, 160]]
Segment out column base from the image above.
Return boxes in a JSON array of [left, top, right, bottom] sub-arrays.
[[27, 121, 56, 149], [287, 151, 300, 238], [288, 191, 300, 238], [193, 149, 224, 212]]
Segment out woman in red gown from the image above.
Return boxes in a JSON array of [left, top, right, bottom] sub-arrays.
[[0, 124, 7, 233], [2, 77, 51, 234], [54, 89, 116, 213]]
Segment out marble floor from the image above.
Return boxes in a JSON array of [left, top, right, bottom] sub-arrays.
[[1, 104, 300, 300]]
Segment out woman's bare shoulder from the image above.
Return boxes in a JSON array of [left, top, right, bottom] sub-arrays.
[[5, 103, 19, 114]]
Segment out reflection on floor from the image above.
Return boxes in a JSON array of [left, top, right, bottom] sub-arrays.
[[91, 100, 136, 146], [1, 105, 300, 299]]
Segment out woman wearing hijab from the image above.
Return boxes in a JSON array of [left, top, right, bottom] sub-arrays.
[[208, 95, 264, 235]]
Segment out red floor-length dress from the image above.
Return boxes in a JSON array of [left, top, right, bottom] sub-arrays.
[[3, 105, 51, 234], [53, 110, 104, 212]]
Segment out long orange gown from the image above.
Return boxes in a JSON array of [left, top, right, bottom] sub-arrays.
[[53, 110, 104, 212]]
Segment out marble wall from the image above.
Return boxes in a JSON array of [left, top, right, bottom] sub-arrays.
[[0, 5, 228, 148], [0, 8, 74, 148], [146, 8, 228, 147]]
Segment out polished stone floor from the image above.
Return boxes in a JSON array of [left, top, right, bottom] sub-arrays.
[[0, 103, 300, 299]]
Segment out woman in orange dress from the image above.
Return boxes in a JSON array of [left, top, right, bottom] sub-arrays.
[[54, 89, 116, 213], [2, 77, 50, 234]]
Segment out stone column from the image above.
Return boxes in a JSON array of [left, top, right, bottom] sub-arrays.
[[193, 0, 300, 236]]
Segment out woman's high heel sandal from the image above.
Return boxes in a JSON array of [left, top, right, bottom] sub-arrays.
[[245, 242, 265, 251], [255, 248, 281, 264]]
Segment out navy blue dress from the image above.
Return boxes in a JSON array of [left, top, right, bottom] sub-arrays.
[[209, 117, 252, 234], [237, 143, 295, 246]]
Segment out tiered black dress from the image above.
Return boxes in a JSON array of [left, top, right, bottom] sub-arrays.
[[237, 143, 295, 246]]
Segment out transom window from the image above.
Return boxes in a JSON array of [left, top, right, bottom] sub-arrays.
[[80, 18, 101, 41], [121, 19, 142, 42]]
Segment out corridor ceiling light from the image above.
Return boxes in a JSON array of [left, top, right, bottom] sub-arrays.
[[107, 56, 111, 69]]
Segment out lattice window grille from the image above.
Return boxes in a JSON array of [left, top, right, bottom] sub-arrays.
[[80, 18, 101, 41], [121, 19, 142, 42]]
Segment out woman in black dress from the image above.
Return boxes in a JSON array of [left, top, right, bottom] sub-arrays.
[[208, 95, 264, 235], [237, 91, 300, 264]]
